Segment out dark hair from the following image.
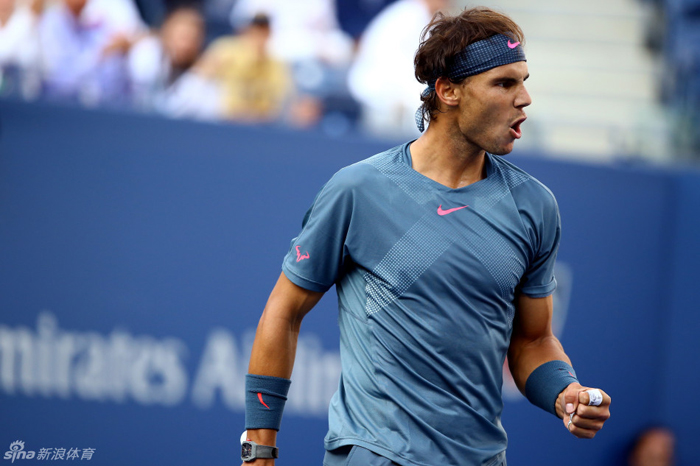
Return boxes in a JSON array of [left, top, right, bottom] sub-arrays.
[[250, 13, 271, 29], [414, 7, 525, 125]]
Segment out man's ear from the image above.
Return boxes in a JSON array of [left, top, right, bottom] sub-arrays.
[[435, 77, 460, 109]]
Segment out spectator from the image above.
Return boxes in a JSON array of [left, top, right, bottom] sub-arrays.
[[196, 13, 293, 123], [39, 0, 132, 106], [230, 0, 353, 67], [128, 6, 219, 119], [628, 427, 676, 466], [229, 0, 353, 101], [0, 0, 42, 98], [347, 0, 448, 138]]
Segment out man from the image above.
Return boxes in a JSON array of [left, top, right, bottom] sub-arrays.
[[0, 0, 42, 77], [196, 13, 293, 122], [39, 0, 133, 104], [240, 7, 611, 466], [128, 6, 219, 119]]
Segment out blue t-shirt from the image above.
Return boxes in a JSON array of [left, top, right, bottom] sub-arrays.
[[282, 142, 560, 466]]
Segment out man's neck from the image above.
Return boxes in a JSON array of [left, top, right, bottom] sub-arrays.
[[65, 3, 84, 19], [0, 9, 12, 27], [409, 125, 487, 190]]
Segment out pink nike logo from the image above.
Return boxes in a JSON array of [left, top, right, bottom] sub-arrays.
[[295, 245, 310, 262], [258, 392, 270, 409], [507, 40, 520, 49], [437, 205, 469, 216]]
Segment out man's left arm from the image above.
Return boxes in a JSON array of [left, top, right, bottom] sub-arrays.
[[508, 293, 611, 438]]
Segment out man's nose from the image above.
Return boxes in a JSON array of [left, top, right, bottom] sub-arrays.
[[516, 85, 532, 108]]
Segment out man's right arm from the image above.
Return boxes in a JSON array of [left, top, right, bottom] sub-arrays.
[[241, 272, 325, 465]]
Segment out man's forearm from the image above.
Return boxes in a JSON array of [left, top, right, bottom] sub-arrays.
[[248, 311, 302, 378], [508, 333, 570, 394], [243, 273, 324, 457]]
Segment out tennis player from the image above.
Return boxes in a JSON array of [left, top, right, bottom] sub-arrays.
[[240, 7, 611, 466]]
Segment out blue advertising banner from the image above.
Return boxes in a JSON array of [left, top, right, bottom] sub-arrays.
[[1, 101, 698, 466]]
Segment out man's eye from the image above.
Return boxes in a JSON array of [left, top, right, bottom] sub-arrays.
[[497, 81, 518, 88]]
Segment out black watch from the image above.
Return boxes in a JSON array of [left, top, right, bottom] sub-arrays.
[[241, 439, 279, 462]]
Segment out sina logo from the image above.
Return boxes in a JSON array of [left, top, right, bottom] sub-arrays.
[[3, 441, 35, 463]]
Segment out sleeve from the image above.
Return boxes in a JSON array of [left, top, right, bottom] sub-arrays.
[[281, 172, 355, 293], [519, 190, 561, 298]]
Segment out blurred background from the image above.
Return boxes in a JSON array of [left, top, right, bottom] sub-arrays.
[[0, 0, 698, 465]]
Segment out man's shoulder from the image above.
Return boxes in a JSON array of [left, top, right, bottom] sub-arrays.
[[490, 155, 558, 210], [330, 143, 407, 187]]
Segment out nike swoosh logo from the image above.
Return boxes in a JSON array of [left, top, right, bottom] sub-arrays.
[[258, 392, 270, 409], [437, 205, 469, 216], [507, 40, 520, 49]]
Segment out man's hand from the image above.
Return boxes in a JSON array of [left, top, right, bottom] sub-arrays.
[[556, 383, 611, 439], [102, 34, 133, 57]]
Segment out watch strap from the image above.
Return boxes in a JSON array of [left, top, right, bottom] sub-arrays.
[[242, 440, 279, 462], [254, 444, 279, 459]]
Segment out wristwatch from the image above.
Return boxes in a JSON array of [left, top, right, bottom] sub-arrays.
[[240, 434, 279, 462]]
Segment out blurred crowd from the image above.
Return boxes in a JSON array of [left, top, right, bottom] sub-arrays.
[[641, 0, 700, 156], [0, 0, 448, 138]]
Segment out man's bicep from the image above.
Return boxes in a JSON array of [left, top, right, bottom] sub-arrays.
[[263, 272, 325, 323], [512, 293, 555, 342]]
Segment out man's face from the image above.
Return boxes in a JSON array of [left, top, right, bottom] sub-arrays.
[[162, 10, 204, 69], [455, 61, 531, 156]]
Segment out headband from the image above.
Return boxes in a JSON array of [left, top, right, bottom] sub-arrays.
[[415, 33, 526, 132]]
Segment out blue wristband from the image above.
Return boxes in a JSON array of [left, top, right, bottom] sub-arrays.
[[524, 360, 579, 417], [245, 374, 292, 431]]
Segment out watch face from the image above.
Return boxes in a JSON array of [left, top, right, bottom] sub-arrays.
[[241, 443, 252, 459]]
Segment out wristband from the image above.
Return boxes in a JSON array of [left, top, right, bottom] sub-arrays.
[[245, 374, 292, 431], [524, 360, 578, 417]]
